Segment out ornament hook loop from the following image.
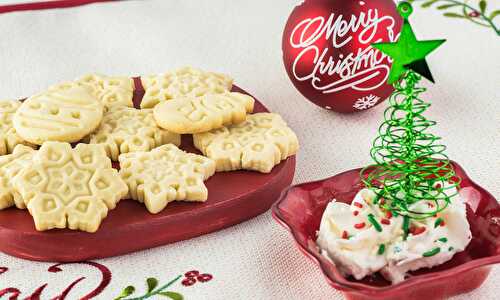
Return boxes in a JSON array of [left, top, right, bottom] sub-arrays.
[[397, 1, 413, 19]]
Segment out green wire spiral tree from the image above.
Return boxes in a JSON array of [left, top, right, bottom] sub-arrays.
[[360, 1, 461, 220]]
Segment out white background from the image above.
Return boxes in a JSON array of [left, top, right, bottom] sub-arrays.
[[0, 0, 499, 299]]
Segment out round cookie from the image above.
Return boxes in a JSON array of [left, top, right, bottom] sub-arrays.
[[153, 92, 254, 134], [13, 85, 104, 145]]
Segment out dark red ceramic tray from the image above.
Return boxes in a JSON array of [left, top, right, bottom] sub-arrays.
[[273, 162, 500, 300], [0, 81, 296, 262]]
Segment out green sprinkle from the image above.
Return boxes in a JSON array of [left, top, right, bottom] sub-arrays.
[[368, 214, 383, 232], [403, 216, 410, 240], [449, 247, 454, 251], [434, 218, 444, 228], [373, 193, 381, 205], [423, 247, 441, 257], [437, 237, 448, 243], [377, 244, 385, 255]]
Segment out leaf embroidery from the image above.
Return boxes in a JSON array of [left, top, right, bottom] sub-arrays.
[[146, 278, 158, 293], [114, 270, 213, 300], [114, 286, 135, 300], [159, 291, 184, 300], [408, 0, 500, 35]]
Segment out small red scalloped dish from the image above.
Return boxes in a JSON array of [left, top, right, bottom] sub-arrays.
[[272, 161, 500, 300], [0, 83, 296, 262]]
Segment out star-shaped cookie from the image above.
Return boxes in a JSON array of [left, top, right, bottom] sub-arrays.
[[87, 107, 181, 161], [119, 144, 216, 214], [193, 113, 299, 173]]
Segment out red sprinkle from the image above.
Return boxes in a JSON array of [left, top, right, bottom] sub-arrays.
[[379, 199, 385, 205], [385, 211, 393, 219], [354, 222, 366, 229], [409, 226, 426, 235], [440, 220, 446, 227], [381, 218, 391, 225], [427, 202, 435, 208], [342, 230, 349, 239], [353, 211, 359, 216], [353, 202, 363, 209], [449, 176, 459, 183], [435, 183, 442, 189]]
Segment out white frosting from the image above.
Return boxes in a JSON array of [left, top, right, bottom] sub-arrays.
[[317, 188, 471, 283]]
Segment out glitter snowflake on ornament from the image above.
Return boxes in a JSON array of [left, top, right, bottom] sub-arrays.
[[353, 94, 380, 110]]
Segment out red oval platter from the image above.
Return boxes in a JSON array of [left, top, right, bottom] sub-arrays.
[[272, 161, 500, 300], [0, 80, 296, 262]]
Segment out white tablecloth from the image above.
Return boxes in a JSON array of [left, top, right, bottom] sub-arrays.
[[0, 0, 499, 299]]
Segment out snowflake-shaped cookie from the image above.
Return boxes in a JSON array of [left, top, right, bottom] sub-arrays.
[[118, 144, 216, 214], [140, 66, 233, 108], [0, 100, 34, 155], [193, 113, 299, 173], [87, 107, 181, 161], [13, 142, 128, 232], [0, 145, 37, 210], [52, 73, 134, 109], [353, 94, 380, 110]]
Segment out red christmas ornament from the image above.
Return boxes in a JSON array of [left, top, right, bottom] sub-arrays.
[[282, 0, 402, 113]]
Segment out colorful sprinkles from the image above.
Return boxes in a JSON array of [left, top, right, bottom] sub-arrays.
[[381, 218, 391, 225], [367, 214, 382, 232], [354, 202, 363, 209], [434, 217, 445, 228], [377, 244, 385, 255], [423, 247, 441, 257], [409, 226, 426, 236], [354, 222, 366, 229], [403, 216, 410, 240]]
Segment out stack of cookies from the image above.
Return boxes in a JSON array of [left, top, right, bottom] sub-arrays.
[[0, 67, 299, 233]]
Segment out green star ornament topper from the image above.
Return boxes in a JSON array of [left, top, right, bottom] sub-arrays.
[[373, 1, 446, 84]]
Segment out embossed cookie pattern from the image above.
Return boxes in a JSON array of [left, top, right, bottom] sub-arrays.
[[0, 145, 37, 210], [87, 107, 181, 161], [52, 74, 134, 109], [140, 67, 233, 108], [13, 142, 128, 232], [13, 86, 104, 145], [0, 100, 34, 155], [119, 144, 216, 214], [153, 92, 254, 134], [193, 113, 299, 173]]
